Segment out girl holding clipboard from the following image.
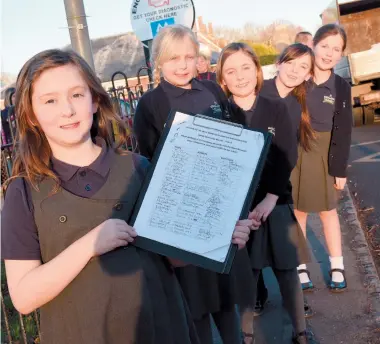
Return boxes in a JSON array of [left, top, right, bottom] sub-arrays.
[[216, 42, 313, 344], [134, 24, 260, 344], [1, 49, 222, 344]]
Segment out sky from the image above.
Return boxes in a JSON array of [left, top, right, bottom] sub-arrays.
[[1, 0, 332, 76]]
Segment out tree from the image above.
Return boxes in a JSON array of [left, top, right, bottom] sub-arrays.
[[239, 40, 278, 66]]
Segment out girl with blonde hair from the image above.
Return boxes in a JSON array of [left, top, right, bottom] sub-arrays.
[[134, 24, 259, 344]]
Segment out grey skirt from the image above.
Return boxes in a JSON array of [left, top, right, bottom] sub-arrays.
[[247, 204, 310, 270], [291, 131, 338, 213]]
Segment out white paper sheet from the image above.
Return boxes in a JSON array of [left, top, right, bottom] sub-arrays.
[[134, 112, 265, 262]]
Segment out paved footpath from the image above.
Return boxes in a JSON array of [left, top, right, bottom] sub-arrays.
[[212, 187, 380, 344]]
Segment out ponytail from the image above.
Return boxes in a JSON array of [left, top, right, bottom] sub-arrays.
[[292, 84, 315, 151]]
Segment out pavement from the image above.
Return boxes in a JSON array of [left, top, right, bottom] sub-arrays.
[[211, 121, 380, 343], [348, 121, 380, 275]]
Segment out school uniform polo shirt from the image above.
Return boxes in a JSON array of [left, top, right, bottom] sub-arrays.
[[260, 78, 302, 137], [230, 95, 259, 126], [307, 72, 336, 132], [0, 139, 149, 260], [160, 78, 222, 117]]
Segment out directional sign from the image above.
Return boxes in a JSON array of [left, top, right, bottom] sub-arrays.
[[131, 0, 195, 42]]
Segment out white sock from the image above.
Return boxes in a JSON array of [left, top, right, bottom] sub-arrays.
[[297, 264, 311, 284], [329, 256, 344, 283]]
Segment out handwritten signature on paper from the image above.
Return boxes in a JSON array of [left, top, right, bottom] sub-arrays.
[[149, 147, 242, 242]]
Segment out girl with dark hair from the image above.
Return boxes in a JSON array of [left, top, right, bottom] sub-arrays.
[[217, 42, 314, 344], [1, 48, 243, 344], [255, 43, 315, 314], [291, 24, 352, 292], [133, 24, 258, 344], [1, 87, 16, 145]]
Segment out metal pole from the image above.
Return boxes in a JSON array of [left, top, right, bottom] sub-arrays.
[[63, 0, 95, 70]]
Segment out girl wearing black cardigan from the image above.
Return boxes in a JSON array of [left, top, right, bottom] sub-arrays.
[[258, 43, 316, 312], [216, 42, 313, 344], [291, 24, 353, 292], [133, 25, 259, 344]]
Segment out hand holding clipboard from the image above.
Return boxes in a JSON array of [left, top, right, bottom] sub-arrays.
[[130, 111, 272, 273]]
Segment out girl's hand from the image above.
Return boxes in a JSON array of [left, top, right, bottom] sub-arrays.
[[87, 219, 137, 257], [232, 219, 253, 249], [249, 193, 278, 222], [334, 177, 347, 190]]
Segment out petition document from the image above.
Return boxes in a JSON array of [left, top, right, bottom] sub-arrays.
[[134, 112, 265, 262]]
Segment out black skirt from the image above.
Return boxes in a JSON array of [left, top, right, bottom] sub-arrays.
[[175, 248, 255, 320], [247, 204, 310, 270]]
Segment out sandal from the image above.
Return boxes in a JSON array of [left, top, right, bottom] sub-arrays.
[[329, 268, 347, 292], [242, 332, 255, 344], [298, 269, 314, 292], [292, 330, 317, 344]]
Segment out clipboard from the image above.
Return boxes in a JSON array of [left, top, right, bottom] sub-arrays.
[[129, 110, 272, 274]]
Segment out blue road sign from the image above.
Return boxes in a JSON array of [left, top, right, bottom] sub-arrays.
[[150, 18, 175, 37]]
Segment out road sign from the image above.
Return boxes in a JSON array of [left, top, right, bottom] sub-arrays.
[[130, 0, 195, 42]]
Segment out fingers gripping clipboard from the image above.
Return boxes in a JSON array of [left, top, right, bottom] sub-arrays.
[[130, 111, 272, 273]]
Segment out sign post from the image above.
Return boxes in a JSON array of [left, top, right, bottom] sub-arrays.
[[130, 0, 195, 79]]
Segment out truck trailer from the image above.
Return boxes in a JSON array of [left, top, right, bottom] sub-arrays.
[[321, 0, 380, 126]]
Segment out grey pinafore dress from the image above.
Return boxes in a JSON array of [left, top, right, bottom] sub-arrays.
[[31, 152, 199, 344]]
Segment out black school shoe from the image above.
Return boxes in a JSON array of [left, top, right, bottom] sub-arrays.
[[253, 298, 267, 317], [298, 269, 314, 292], [304, 299, 314, 318], [329, 269, 347, 292], [292, 330, 317, 344]]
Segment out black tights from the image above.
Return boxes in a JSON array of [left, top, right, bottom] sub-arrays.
[[253, 268, 306, 334], [193, 306, 241, 344]]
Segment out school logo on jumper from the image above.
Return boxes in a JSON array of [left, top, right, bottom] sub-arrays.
[[150, 18, 175, 37], [268, 127, 275, 136], [323, 94, 335, 105], [210, 102, 222, 115]]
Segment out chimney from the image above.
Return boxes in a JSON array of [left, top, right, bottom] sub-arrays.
[[208, 23, 213, 35], [197, 16, 204, 30]]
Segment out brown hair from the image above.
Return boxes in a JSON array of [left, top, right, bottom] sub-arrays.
[[6, 49, 129, 191], [313, 24, 347, 51], [216, 42, 263, 98], [277, 43, 316, 151], [294, 31, 312, 44], [151, 24, 199, 86], [4, 87, 16, 108]]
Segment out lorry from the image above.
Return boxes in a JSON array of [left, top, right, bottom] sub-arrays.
[[321, 0, 380, 126]]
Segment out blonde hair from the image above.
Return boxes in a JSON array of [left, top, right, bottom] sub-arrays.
[[151, 24, 199, 85], [216, 42, 264, 98]]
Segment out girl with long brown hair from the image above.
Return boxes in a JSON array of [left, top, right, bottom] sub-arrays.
[[257, 44, 316, 300], [0, 48, 231, 344], [291, 24, 352, 292], [217, 42, 314, 344]]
